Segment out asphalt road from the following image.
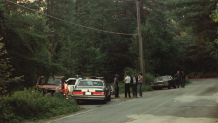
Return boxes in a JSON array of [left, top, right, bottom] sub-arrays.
[[47, 78, 218, 123]]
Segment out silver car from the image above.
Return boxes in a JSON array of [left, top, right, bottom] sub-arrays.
[[72, 79, 111, 104]]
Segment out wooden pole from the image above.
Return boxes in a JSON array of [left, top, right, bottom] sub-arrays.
[[136, 0, 145, 84]]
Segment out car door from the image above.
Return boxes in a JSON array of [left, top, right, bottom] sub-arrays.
[[104, 81, 111, 96], [67, 79, 76, 95]]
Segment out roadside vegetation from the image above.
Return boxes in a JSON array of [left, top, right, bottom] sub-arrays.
[[0, 89, 80, 123]]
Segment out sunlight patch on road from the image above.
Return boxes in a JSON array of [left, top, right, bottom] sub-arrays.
[[174, 95, 218, 103], [128, 114, 216, 123]]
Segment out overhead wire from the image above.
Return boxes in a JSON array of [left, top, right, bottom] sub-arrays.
[[6, 0, 138, 36]]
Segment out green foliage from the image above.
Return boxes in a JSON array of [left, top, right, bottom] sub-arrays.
[[141, 84, 153, 92], [129, 0, 180, 75], [0, 1, 64, 88], [185, 79, 191, 85], [0, 88, 80, 122], [167, 0, 218, 73], [1, 0, 218, 92], [144, 73, 155, 83], [0, 42, 23, 96]]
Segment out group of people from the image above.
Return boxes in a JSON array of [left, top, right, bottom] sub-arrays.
[[114, 73, 143, 98], [174, 71, 186, 88]]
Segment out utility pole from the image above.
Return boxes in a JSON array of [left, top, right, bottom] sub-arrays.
[[136, 0, 145, 84], [123, 0, 145, 84]]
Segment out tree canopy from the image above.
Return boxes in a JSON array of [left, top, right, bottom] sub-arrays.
[[0, 0, 218, 89]]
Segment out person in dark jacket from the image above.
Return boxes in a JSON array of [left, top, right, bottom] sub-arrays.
[[131, 73, 138, 98], [174, 71, 181, 88], [181, 71, 186, 88], [114, 74, 119, 98]]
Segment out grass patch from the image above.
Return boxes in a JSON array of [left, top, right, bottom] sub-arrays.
[[0, 88, 80, 123], [185, 79, 191, 85]]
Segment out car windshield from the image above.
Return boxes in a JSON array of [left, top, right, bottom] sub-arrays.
[[67, 80, 76, 85], [155, 76, 170, 81], [47, 78, 61, 85], [78, 80, 103, 86]]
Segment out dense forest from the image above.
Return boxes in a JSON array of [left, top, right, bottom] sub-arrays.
[[0, 0, 218, 93]]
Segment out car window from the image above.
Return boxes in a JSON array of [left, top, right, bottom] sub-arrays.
[[155, 76, 170, 81], [47, 78, 61, 85], [78, 80, 103, 86], [160, 76, 170, 81], [67, 80, 76, 85]]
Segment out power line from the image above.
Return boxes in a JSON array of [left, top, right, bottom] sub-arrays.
[[6, 0, 138, 36]]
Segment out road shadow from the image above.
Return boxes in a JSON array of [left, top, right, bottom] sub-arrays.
[[78, 97, 116, 105]]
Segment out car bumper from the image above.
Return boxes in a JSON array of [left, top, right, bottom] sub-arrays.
[[72, 95, 105, 100], [150, 83, 169, 87]]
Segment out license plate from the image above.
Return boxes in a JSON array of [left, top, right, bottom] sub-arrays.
[[86, 92, 91, 95], [82, 89, 88, 92], [89, 89, 95, 92]]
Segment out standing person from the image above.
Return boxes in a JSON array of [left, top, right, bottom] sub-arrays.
[[174, 71, 181, 88], [131, 73, 138, 97], [181, 71, 186, 88], [138, 73, 143, 97], [124, 73, 131, 98], [114, 74, 119, 98]]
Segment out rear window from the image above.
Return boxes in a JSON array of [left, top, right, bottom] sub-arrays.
[[67, 80, 76, 85], [47, 78, 61, 85], [78, 80, 103, 86], [155, 76, 170, 81]]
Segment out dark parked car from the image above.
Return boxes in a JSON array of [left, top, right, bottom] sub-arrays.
[[150, 75, 176, 89]]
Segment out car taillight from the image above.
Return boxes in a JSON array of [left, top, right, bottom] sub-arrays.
[[93, 92, 104, 95], [72, 92, 83, 95]]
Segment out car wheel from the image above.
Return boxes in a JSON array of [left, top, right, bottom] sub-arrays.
[[173, 83, 177, 89], [107, 94, 111, 101], [168, 85, 171, 89], [75, 99, 80, 104], [102, 98, 107, 104]]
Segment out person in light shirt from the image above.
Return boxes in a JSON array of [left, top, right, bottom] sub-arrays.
[[124, 73, 131, 98], [138, 73, 143, 97]]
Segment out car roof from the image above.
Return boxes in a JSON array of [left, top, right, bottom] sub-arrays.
[[158, 75, 171, 77], [80, 79, 103, 81]]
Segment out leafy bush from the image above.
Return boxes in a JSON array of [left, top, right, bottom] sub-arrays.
[[0, 88, 80, 123], [141, 85, 153, 92], [145, 73, 155, 83], [185, 79, 191, 84]]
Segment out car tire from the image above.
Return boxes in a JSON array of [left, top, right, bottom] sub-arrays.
[[173, 83, 176, 89], [168, 84, 171, 89], [107, 94, 111, 101], [76, 99, 80, 104], [102, 98, 107, 104]]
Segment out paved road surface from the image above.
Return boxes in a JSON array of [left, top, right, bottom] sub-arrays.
[[47, 79, 218, 123]]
